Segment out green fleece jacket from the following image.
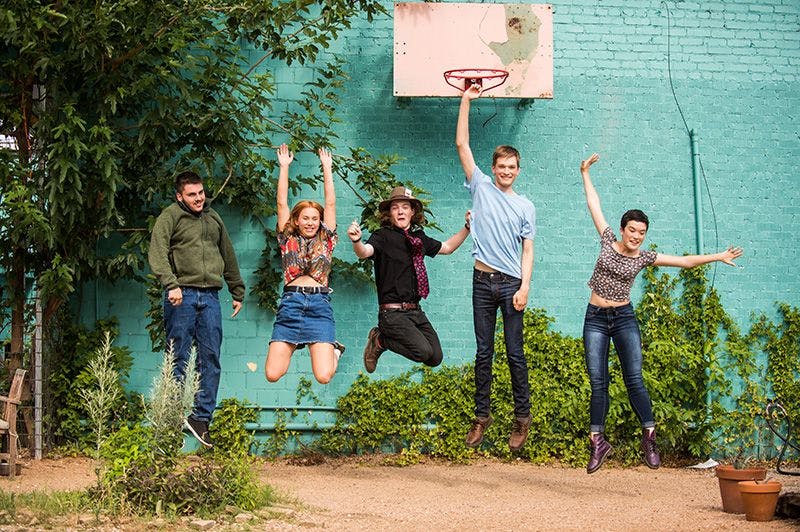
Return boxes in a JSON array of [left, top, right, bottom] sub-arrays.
[[148, 201, 245, 301]]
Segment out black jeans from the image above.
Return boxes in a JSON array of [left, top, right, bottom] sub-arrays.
[[472, 269, 530, 418], [378, 308, 443, 367]]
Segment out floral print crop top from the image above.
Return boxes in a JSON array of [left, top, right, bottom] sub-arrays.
[[587, 226, 657, 302], [278, 223, 338, 287]]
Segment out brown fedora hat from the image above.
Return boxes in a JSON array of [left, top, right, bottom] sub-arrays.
[[378, 186, 423, 212]]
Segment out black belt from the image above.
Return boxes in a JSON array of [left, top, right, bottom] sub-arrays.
[[379, 302, 419, 311], [284, 286, 331, 294]]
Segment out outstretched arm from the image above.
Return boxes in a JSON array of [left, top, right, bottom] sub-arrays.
[[580, 153, 610, 236], [654, 246, 743, 269], [347, 220, 374, 259], [439, 210, 471, 255], [276, 143, 294, 232], [319, 147, 336, 230], [456, 84, 482, 181]]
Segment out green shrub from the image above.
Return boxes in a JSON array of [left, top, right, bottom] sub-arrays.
[[315, 266, 799, 466]]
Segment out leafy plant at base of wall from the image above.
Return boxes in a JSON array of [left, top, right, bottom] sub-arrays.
[[262, 409, 299, 459], [316, 266, 799, 467], [211, 398, 259, 459]]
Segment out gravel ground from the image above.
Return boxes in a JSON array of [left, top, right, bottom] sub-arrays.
[[2, 456, 799, 530]]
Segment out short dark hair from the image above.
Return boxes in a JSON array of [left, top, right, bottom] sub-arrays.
[[492, 145, 521, 167], [620, 209, 649, 230], [175, 171, 202, 193]]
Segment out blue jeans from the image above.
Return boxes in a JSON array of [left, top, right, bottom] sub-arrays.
[[472, 270, 530, 418], [583, 303, 655, 433], [163, 287, 223, 422]]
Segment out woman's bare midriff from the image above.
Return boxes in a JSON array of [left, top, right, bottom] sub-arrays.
[[589, 291, 630, 308], [286, 275, 324, 288]]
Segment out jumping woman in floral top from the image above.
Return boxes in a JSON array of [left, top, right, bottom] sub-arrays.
[[266, 144, 342, 384], [580, 153, 743, 474]]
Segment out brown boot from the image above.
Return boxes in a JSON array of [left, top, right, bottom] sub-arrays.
[[465, 416, 493, 448], [508, 414, 532, 451], [363, 327, 384, 373]]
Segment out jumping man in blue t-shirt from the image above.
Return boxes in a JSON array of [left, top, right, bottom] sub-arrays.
[[456, 83, 536, 452]]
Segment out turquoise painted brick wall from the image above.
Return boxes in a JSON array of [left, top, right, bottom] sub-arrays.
[[83, 1, 800, 424]]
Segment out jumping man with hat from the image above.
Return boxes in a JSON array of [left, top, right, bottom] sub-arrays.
[[348, 186, 470, 373]]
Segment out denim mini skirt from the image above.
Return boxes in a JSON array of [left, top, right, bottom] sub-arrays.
[[270, 291, 335, 347]]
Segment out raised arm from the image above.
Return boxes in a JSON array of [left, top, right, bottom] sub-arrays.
[[456, 84, 482, 181], [439, 210, 471, 255], [319, 147, 336, 230], [347, 220, 374, 259], [513, 238, 534, 311], [654, 246, 743, 269], [580, 153, 610, 236], [276, 143, 294, 232]]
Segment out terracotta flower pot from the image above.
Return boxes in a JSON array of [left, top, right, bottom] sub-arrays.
[[715, 464, 767, 514], [738, 480, 782, 521]]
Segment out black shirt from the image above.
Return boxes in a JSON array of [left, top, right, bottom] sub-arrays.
[[366, 226, 442, 304]]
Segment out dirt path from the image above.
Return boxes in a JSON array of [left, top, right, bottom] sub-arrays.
[[260, 458, 800, 531], [2, 456, 799, 530]]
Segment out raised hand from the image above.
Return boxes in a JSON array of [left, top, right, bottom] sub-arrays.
[[318, 147, 332, 171], [462, 83, 483, 101], [347, 219, 362, 242], [277, 143, 294, 167], [581, 153, 600, 173], [720, 246, 744, 267]]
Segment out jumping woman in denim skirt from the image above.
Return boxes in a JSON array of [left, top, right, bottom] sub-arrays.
[[580, 153, 743, 474], [265, 144, 343, 384]]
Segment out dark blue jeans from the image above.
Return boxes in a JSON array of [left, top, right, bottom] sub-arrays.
[[163, 287, 223, 422], [583, 303, 655, 433], [472, 270, 530, 418]]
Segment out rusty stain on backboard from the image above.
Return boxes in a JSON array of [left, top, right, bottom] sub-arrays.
[[394, 3, 553, 98]]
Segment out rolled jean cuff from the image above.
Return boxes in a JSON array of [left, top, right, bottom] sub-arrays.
[[642, 421, 656, 429], [590, 425, 605, 434]]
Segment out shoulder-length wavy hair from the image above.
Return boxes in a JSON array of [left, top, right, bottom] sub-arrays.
[[281, 200, 325, 237]]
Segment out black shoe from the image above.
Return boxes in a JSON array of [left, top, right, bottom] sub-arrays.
[[333, 342, 346, 360], [185, 417, 213, 448]]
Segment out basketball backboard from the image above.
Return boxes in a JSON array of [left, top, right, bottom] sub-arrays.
[[394, 2, 553, 98]]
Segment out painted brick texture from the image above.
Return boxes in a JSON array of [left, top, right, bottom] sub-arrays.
[[88, 1, 800, 418]]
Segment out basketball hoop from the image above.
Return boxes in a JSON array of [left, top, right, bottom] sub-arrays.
[[443, 68, 509, 93]]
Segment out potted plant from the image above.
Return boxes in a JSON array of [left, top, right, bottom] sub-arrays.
[[716, 462, 767, 514], [738, 479, 783, 521], [713, 382, 770, 513]]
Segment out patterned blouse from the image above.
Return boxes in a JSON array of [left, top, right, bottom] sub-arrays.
[[278, 223, 338, 287], [587, 226, 657, 302]]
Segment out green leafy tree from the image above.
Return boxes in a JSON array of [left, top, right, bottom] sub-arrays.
[[0, 1, 412, 367]]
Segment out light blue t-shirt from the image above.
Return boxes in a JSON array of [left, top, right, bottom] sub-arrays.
[[464, 166, 536, 279]]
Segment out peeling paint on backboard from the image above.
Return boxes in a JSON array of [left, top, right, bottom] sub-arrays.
[[394, 3, 553, 98]]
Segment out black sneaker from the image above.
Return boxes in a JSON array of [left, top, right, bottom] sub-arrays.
[[185, 417, 213, 448], [333, 342, 346, 360]]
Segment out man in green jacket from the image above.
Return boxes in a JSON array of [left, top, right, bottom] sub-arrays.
[[148, 171, 245, 447]]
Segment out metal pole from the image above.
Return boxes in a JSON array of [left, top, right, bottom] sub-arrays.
[[690, 129, 704, 255], [34, 289, 42, 459]]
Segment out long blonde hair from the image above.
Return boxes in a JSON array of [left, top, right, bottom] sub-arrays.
[[282, 200, 324, 237]]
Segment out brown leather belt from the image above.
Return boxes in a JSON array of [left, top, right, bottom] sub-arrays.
[[379, 302, 419, 311]]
